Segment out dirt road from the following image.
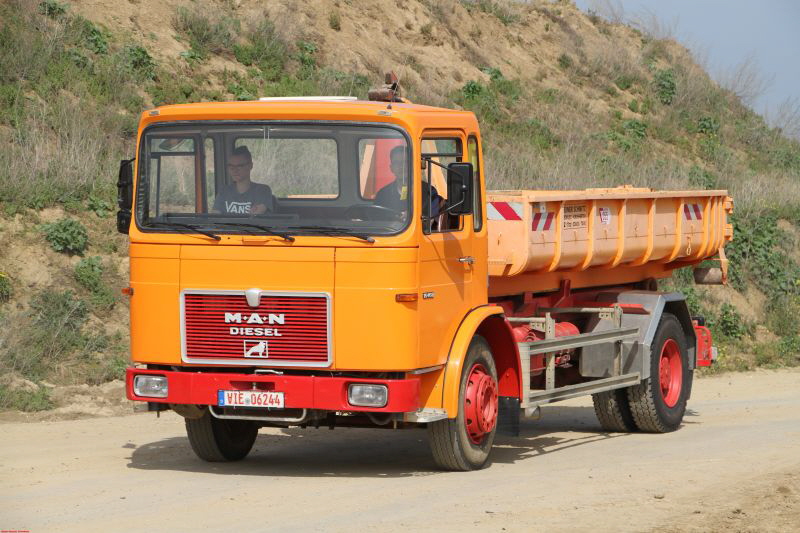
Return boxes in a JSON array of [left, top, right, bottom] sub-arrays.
[[2, 369, 799, 532]]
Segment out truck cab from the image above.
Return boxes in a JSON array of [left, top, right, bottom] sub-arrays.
[[122, 98, 496, 465]]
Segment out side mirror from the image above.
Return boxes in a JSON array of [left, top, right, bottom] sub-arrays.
[[116, 210, 131, 234], [117, 158, 134, 210], [446, 162, 473, 215], [117, 158, 134, 234]]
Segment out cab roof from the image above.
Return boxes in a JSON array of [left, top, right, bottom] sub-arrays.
[[141, 99, 479, 131]]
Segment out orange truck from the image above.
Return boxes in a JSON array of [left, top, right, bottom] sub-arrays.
[[119, 91, 732, 470]]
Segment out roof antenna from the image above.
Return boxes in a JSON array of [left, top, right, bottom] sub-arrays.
[[368, 70, 410, 106]]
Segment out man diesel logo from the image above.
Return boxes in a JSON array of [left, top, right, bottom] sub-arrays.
[[224, 312, 285, 338]]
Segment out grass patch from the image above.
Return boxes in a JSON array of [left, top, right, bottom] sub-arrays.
[[74, 256, 116, 309], [0, 272, 11, 302], [0, 384, 54, 411], [173, 5, 237, 60]]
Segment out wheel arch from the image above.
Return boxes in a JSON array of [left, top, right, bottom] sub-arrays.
[[442, 305, 522, 417]]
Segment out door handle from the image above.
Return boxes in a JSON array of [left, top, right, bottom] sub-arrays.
[[459, 256, 475, 265]]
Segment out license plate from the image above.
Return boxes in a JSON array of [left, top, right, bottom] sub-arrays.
[[218, 390, 285, 408]]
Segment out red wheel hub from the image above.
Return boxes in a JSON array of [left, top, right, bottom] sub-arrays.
[[658, 339, 683, 408], [463, 363, 498, 444]]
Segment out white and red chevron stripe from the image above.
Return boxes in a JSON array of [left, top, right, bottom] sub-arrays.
[[683, 203, 703, 221], [532, 211, 555, 231], [487, 201, 523, 221]]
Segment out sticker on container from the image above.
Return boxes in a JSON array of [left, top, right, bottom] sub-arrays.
[[683, 203, 703, 221], [599, 207, 611, 225], [487, 201, 523, 221], [533, 202, 547, 213], [532, 211, 555, 231], [563, 204, 588, 229]]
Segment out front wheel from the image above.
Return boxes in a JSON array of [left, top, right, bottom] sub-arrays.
[[185, 409, 258, 462], [627, 313, 693, 432], [428, 335, 498, 471]]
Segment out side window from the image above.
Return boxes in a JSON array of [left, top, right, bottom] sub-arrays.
[[421, 137, 463, 234], [358, 139, 406, 200], [468, 136, 482, 232], [146, 137, 198, 217]]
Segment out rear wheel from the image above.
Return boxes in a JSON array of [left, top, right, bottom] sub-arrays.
[[592, 388, 637, 432], [627, 313, 693, 432], [428, 335, 498, 471], [185, 409, 258, 462]]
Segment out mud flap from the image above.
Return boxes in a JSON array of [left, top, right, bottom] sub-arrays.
[[496, 396, 520, 436]]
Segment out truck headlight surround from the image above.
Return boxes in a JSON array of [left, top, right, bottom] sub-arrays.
[[133, 375, 168, 398], [348, 383, 388, 408]]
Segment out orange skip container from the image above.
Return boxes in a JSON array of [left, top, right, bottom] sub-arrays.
[[485, 186, 733, 296]]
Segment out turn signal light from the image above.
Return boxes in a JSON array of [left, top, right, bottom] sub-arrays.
[[121, 287, 134, 296], [395, 293, 418, 302]]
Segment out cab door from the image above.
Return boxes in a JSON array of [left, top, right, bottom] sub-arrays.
[[418, 132, 476, 368]]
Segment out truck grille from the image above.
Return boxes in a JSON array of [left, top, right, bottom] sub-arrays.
[[182, 291, 330, 366]]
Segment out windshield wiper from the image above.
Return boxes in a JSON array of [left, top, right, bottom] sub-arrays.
[[213, 222, 295, 242], [287, 225, 375, 243], [146, 221, 221, 241]]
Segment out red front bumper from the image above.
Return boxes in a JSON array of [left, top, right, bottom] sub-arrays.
[[126, 368, 421, 413]]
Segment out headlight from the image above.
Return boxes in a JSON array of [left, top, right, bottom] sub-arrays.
[[133, 375, 168, 398], [348, 384, 388, 408]]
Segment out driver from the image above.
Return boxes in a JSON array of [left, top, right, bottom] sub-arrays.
[[375, 145, 442, 217], [212, 146, 274, 215]]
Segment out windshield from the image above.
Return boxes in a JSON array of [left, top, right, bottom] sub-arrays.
[[135, 123, 412, 237]]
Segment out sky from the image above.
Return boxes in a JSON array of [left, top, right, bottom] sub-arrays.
[[573, 0, 800, 129]]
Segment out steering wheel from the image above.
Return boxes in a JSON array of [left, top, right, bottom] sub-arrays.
[[344, 203, 401, 221]]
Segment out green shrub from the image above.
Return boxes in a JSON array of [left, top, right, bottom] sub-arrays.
[[0, 272, 11, 302], [233, 19, 287, 81], [74, 256, 116, 309], [296, 40, 317, 71], [711, 303, 749, 340], [688, 165, 717, 189], [557, 53, 573, 69], [697, 116, 720, 135], [463, 0, 520, 25], [173, 6, 237, 59], [121, 44, 155, 80], [725, 213, 800, 297], [615, 75, 636, 91], [462, 80, 485, 98], [4, 290, 89, 380], [0, 384, 54, 412], [622, 119, 647, 139], [42, 218, 89, 255], [87, 194, 112, 217], [480, 66, 503, 81], [329, 11, 341, 31], [74, 256, 103, 291], [628, 99, 639, 113], [653, 68, 676, 105], [39, 0, 66, 18]]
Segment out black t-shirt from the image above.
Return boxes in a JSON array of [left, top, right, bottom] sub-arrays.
[[375, 180, 441, 216], [213, 183, 274, 214]]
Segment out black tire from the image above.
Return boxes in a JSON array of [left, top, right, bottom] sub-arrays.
[[428, 335, 498, 471], [592, 388, 637, 432], [627, 313, 693, 432], [185, 409, 258, 462]]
